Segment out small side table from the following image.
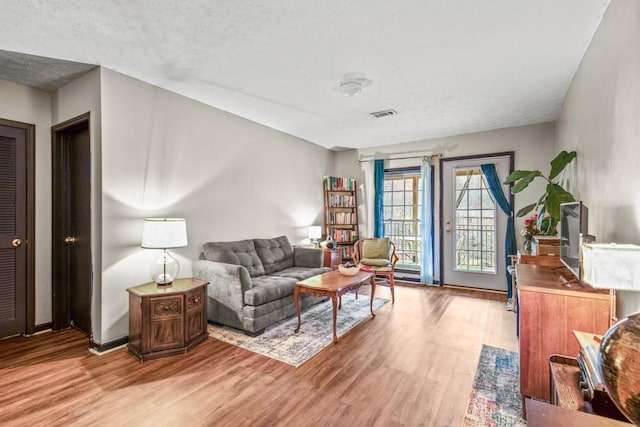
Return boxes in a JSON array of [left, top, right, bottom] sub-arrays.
[[323, 248, 342, 269], [127, 277, 209, 361]]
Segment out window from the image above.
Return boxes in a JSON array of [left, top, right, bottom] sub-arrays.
[[383, 169, 422, 270], [454, 168, 496, 273]]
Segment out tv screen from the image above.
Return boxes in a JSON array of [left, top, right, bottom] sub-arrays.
[[559, 201, 589, 280]]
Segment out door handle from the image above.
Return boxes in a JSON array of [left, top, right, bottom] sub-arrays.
[[12, 239, 22, 247], [64, 236, 76, 244], [445, 228, 451, 233]]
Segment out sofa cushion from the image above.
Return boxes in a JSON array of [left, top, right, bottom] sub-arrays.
[[244, 275, 297, 306], [271, 266, 331, 281], [253, 236, 294, 274], [203, 239, 265, 278]]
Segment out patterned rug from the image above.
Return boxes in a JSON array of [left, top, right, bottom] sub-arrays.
[[462, 344, 526, 427], [208, 293, 389, 367]]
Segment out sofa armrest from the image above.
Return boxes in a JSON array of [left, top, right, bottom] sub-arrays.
[[293, 247, 324, 268], [192, 260, 252, 312]]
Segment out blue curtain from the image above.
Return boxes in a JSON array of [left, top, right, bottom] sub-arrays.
[[373, 159, 385, 237], [480, 163, 517, 299], [420, 157, 434, 284]]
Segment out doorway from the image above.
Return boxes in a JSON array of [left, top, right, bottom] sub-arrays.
[[441, 153, 513, 291], [0, 119, 35, 339], [52, 113, 92, 335]]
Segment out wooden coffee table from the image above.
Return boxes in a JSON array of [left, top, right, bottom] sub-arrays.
[[294, 270, 375, 343]]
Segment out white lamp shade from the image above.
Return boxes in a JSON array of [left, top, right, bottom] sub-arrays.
[[141, 218, 188, 249], [582, 243, 640, 290], [308, 226, 322, 240]]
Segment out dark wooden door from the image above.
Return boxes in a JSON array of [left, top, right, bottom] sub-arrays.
[[0, 125, 27, 338], [52, 114, 92, 335]]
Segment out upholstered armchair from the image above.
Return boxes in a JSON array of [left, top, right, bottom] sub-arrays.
[[353, 237, 399, 303]]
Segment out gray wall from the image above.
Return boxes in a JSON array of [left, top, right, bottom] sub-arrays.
[[1, 68, 333, 344], [51, 68, 104, 342], [335, 122, 558, 277], [556, 0, 640, 317], [98, 68, 334, 342]]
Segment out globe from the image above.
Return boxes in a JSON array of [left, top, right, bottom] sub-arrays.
[[598, 311, 640, 425]]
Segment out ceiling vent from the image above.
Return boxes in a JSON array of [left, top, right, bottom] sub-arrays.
[[370, 109, 397, 118]]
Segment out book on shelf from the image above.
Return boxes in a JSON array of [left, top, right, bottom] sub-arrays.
[[326, 211, 357, 225], [325, 194, 355, 208], [340, 245, 353, 260], [328, 229, 358, 242], [323, 175, 358, 262], [324, 176, 356, 192]]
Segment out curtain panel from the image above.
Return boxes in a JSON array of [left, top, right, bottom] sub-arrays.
[[480, 163, 516, 298], [420, 156, 434, 284], [373, 159, 385, 238]]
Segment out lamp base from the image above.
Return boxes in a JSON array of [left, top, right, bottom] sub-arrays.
[[151, 249, 180, 287], [156, 282, 173, 288]]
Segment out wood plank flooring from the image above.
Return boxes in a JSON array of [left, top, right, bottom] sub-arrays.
[[0, 285, 517, 426]]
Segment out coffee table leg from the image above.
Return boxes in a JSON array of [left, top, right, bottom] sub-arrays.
[[294, 286, 301, 333], [369, 276, 376, 318], [331, 295, 338, 343]]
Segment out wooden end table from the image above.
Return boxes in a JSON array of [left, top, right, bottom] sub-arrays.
[[127, 277, 209, 361], [293, 270, 375, 343]]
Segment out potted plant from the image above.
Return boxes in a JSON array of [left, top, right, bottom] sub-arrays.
[[503, 150, 577, 236]]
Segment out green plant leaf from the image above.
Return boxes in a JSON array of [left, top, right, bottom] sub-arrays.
[[536, 205, 547, 229], [544, 183, 576, 220], [540, 216, 558, 236], [504, 170, 535, 184], [516, 203, 538, 217], [548, 150, 577, 181], [511, 170, 543, 193]]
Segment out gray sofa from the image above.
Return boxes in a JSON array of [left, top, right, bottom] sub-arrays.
[[192, 235, 331, 335]]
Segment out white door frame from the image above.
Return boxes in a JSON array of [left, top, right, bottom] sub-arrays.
[[439, 152, 514, 290]]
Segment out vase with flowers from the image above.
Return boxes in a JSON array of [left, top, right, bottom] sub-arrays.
[[521, 213, 540, 253]]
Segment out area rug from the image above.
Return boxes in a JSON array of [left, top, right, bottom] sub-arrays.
[[462, 344, 526, 427], [208, 293, 389, 367]]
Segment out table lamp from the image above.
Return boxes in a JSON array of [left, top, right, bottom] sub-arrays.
[[141, 218, 188, 286], [308, 226, 322, 247], [582, 243, 640, 424]]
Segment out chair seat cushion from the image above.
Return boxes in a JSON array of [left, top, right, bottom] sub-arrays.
[[360, 258, 391, 267]]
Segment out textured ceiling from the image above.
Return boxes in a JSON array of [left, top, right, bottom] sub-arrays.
[[0, 0, 610, 150]]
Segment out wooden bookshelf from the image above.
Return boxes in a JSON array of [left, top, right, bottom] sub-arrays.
[[323, 176, 359, 263]]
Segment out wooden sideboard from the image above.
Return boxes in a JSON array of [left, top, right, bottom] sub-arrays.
[[127, 277, 209, 361], [516, 264, 611, 401], [518, 252, 564, 268]]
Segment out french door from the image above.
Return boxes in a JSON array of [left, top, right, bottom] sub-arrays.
[[441, 154, 512, 291]]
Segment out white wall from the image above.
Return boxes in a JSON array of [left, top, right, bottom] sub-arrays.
[[556, 0, 640, 317], [0, 79, 52, 325], [98, 68, 334, 342], [335, 122, 558, 274], [51, 68, 103, 341]]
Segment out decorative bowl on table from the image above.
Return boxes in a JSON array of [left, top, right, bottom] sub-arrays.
[[338, 264, 360, 276]]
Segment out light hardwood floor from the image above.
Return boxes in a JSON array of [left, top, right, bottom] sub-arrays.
[[0, 285, 517, 426]]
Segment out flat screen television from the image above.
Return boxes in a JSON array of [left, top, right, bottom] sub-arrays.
[[559, 201, 592, 280]]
